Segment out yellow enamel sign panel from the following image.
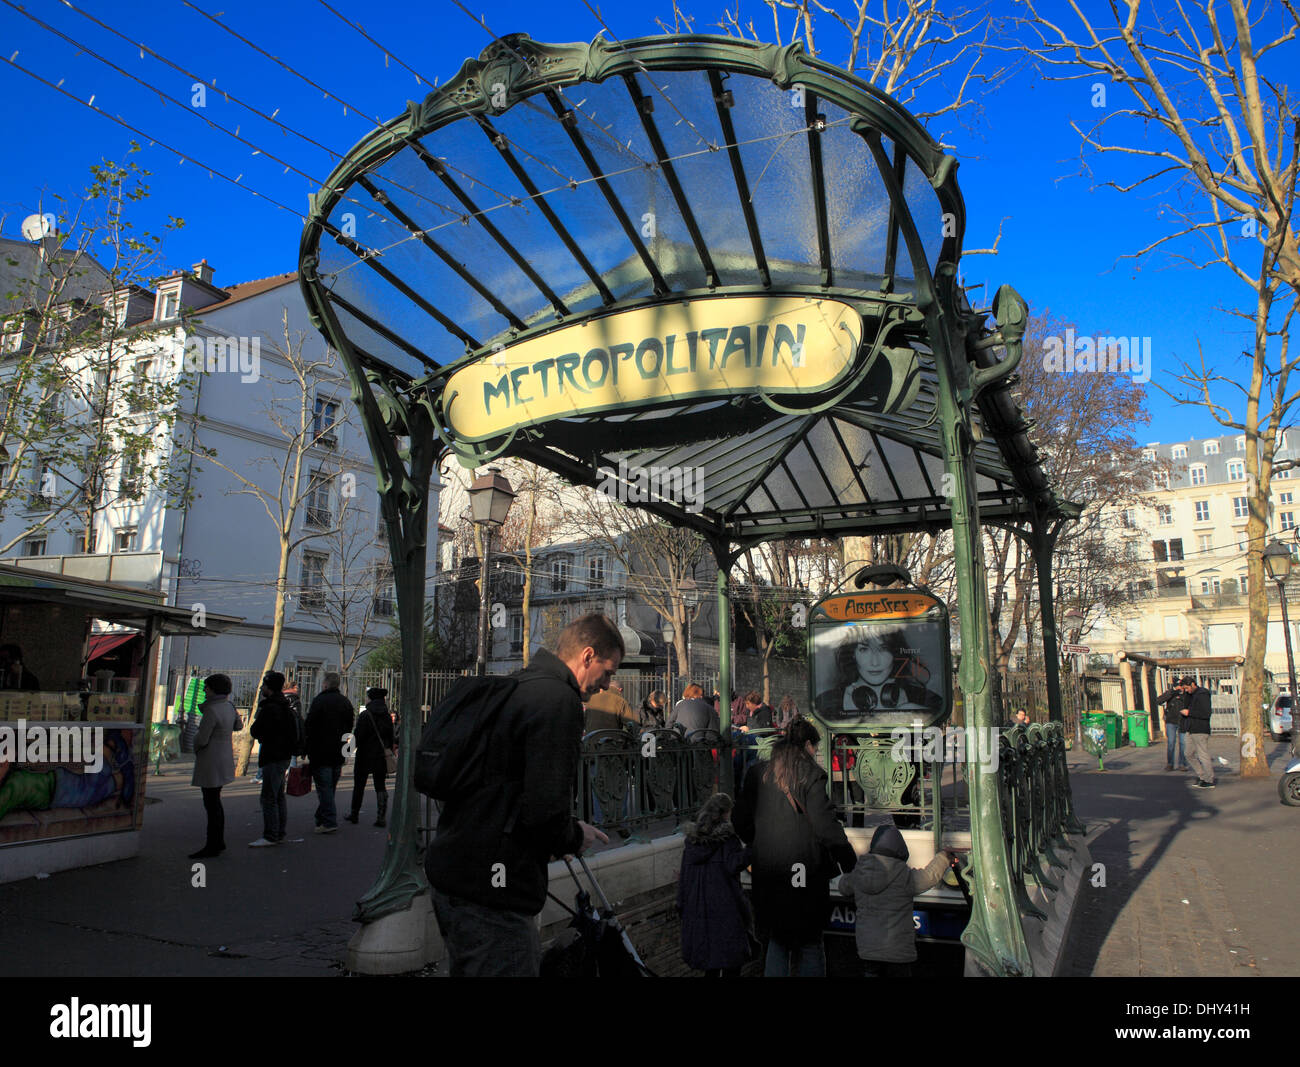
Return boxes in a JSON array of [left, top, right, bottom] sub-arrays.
[[818, 591, 940, 621], [443, 295, 863, 441]]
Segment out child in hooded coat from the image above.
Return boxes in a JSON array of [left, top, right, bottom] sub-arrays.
[[849, 824, 955, 977], [677, 792, 754, 977]]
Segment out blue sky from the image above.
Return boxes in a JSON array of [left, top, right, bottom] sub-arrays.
[[0, 0, 1290, 447]]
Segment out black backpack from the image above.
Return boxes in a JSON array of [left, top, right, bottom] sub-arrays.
[[414, 676, 519, 801]]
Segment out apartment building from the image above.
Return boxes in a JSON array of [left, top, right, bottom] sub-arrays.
[[1087, 430, 1300, 682]]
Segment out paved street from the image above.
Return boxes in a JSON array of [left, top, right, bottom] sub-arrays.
[[2, 735, 1297, 978], [1062, 733, 1299, 977]]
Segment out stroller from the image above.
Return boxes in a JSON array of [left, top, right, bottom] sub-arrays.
[[540, 856, 655, 978]]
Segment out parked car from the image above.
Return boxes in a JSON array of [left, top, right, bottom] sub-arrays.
[[1269, 694, 1293, 742]]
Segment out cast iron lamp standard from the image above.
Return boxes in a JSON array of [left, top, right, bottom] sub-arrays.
[[680, 577, 700, 680], [468, 468, 515, 677], [661, 617, 676, 702], [1263, 539, 1299, 758], [1064, 609, 1085, 744]]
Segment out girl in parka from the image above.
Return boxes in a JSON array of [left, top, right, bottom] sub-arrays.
[[677, 792, 753, 977], [850, 824, 954, 976]]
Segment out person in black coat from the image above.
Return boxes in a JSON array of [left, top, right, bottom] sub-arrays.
[[668, 684, 721, 735], [304, 673, 355, 833], [249, 671, 298, 846], [677, 792, 753, 977], [734, 716, 857, 977], [1155, 683, 1190, 771], [347, 688, 396, 826]]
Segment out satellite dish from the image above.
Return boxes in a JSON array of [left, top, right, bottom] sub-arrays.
[[20, 213, 56, 241]]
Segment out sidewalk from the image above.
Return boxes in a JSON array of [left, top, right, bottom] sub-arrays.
[[1061, 731, 1299, 976], [0, 757, 389, 976]]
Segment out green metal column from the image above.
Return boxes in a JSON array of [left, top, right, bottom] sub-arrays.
[[715, 549, 734, 797], [1031, 517, 1065, 725]]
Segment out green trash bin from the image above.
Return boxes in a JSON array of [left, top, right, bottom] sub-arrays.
[[1102, 712, 1124, 749], [1126, 711, 1150, 747]]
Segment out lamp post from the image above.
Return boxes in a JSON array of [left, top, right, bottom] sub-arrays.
[[1064, 608, 1086, 745], [468, 467, 515, 676], [680, 577, 700, 681], [661, 617, 676, 702], [1263, 539, 1298, 757]]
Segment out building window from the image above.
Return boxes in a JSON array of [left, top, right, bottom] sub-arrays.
[[158, 291, 179, 320], [1280, 432, 1289, 450], [1197, 533, 1213, 553], [1194, 500, 1210, 522], [1142, 448, 1155, 462], [119, 453, 144, 500], [588, 555, 605, 589], [1282, 512, 1296, 532], [1233, 496, 1249, 518], [509, 613, 524, 653], [22, 536, 46, 556], [1200, 578, 1222, 594], [300, 551, 328, 609], [1156, 504, 1172, 526], [1153, 540, 1167, 562], [1226, 459, 1245, 480], [1122, 509, 1136, 528], [1236, 435, 1246, 451], [305, 469, 333, 527], [371, 562, 395, 618], [1170, 538, 1184, 561], [1171, 444, 1187, 459], [1190, 465, 1207, 486], [313, 396, 339, 444], [1204, 440, 1220, 454], [550, 556, 571, 594], [74, 527, 97, 553], [1282, 492, 1294, 507], [1279, 467, 1294, 479], [114, 527, 137, 552], [28, 456, 53, 510]]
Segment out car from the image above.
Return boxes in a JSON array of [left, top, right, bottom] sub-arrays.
[[1269, 694, 1294, 742]]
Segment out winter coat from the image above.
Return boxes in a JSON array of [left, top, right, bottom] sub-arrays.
[[677, 824, 753, 971], [305, 687, 355, 768], [250, 693, 297, 766], [1155, 687, 1186, 724], [850, 825, 950, 963], [353, 700, 395, 774], [640, 699, 666, 729], [669, 697, 720, 736], [1182, 686, 1213, 735], [584, 689, 639, 734], [734, 755, 857, 942], [424, 649, 586, 916], [190, 697, 240, 788]]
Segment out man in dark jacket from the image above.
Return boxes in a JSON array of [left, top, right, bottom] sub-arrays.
[[1179, 677, 1217, 788], [426, 614, 621, 977], [668, 685, 721, 735], [249, 671, 298, 846], [304, 672, 355, 833], [1155, 682, 1190, 771]]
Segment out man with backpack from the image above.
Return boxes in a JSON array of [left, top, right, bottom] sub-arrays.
[[424, 613, 622, 977]]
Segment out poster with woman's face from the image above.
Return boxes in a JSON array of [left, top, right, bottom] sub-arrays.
[[809, 591, 950, 728]]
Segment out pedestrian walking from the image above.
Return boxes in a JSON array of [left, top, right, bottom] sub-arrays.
[[346, 687, 395, 826], [188, 674, 240, 859], [425, 613, 618, 976], [304, 672, 355, 833], [677, 792, 753, 977], [733, 716, 857, 977], [248, 671, 297, 847]]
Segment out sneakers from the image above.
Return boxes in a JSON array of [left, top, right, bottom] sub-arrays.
[[313, 825, 339, 834], [249, 837, 278, 848], [344, 811, 359, 824], [1194, 779, 1216, 789], [1164, 765, 1174, 771]]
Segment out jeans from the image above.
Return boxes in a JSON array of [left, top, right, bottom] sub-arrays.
[[200, 786, 225, 850], [312, 764, 341, 828], [764, 936, 826, 977], [432, 890, 541, 977], [1165, 726, 1187, 768], [260, 760, 290, 840]]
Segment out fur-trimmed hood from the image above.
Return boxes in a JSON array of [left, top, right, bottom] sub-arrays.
[[683, 820, 738, 847]]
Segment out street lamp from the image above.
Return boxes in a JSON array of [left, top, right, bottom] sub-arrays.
[[1263, 539, 1298, 757], [679, 577, 700, 680], [661, 617, 676, 702], [467, 467, 515, 676], [1064, 608, 1086, 746]]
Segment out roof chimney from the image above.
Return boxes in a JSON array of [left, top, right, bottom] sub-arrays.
[[192, 259, 214, 285]]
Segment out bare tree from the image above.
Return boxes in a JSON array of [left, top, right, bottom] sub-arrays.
[[1, 152, 197, 555], [1020, 0, 1300, 776]]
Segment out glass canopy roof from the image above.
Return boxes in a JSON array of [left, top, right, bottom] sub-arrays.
[[299, 33, 1068, 546]]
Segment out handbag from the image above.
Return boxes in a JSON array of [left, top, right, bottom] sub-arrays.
[[369, 707, 398, 776], [287, 763, 312, 797]]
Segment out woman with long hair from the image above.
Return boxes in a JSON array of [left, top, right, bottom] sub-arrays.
[[733, 716, 858, 977]]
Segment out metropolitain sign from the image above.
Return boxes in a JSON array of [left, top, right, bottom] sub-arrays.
[[442, 295, 863, 442]]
